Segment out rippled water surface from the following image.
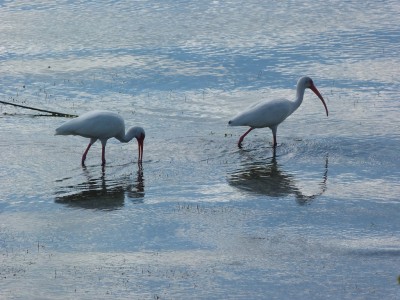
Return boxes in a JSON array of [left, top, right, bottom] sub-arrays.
[[1, 1, 400, 299]]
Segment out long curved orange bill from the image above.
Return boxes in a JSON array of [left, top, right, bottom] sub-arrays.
[[137, 137, 144, 162], [310, 84, 329, 116]]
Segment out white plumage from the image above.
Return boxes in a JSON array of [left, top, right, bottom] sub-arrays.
[[229, 76, 328, 147], [55, 110, 145, 166]]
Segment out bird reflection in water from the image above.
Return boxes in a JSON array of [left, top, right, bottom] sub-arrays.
[[228, 151, 328, 205], [55, 165, 145, 210]]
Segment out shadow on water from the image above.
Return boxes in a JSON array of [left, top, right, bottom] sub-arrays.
[[54, 165, 145, 210], [228, 150, 328, 205]]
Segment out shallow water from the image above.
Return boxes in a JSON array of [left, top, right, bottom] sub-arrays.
[[1, 1, 400, 299]]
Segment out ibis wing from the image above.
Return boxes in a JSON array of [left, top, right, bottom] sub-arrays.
[[229, 98, 293, 128], [55, 111, 125, 139]]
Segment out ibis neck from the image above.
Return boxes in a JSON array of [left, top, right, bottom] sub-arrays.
[[116, 126, 144, 143], [115, 131, 132, 143], [116, 134, 132, 143], [291, 86, 307, 114]]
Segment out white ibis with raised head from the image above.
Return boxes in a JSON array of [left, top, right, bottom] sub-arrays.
[[55, 110, 145, 166], [228, 76, 328, 148]]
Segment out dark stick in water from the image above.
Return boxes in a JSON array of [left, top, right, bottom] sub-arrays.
[[0, 100, 77, 117]]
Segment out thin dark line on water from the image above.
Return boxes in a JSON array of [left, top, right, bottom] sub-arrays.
[[0, 100, 77, 117]]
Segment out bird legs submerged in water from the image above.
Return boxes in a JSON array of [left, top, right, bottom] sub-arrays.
[[81, 138, 105, 166], [237, 126, 278, 148], [81, 138, 143, 167], [81, 143, 92, 166], [237, 127, 254, 148]]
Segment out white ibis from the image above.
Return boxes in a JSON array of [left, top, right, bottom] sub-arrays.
[[228, 76, 328, 148], [55, 110, 145, 166]]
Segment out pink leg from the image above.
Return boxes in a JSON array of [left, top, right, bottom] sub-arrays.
[[238, 127, 254, 148], [101, 145, 106, 166], [273, 134, 277, 147], [271, 126, 278, 147], [81, 143, 92, 166]]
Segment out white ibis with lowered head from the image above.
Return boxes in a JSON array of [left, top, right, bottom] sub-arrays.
[[55, 110, 145, 166], [228, 76, 328, 148]]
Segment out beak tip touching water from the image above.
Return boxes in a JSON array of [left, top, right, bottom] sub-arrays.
[[136, 136, 144, 163]]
